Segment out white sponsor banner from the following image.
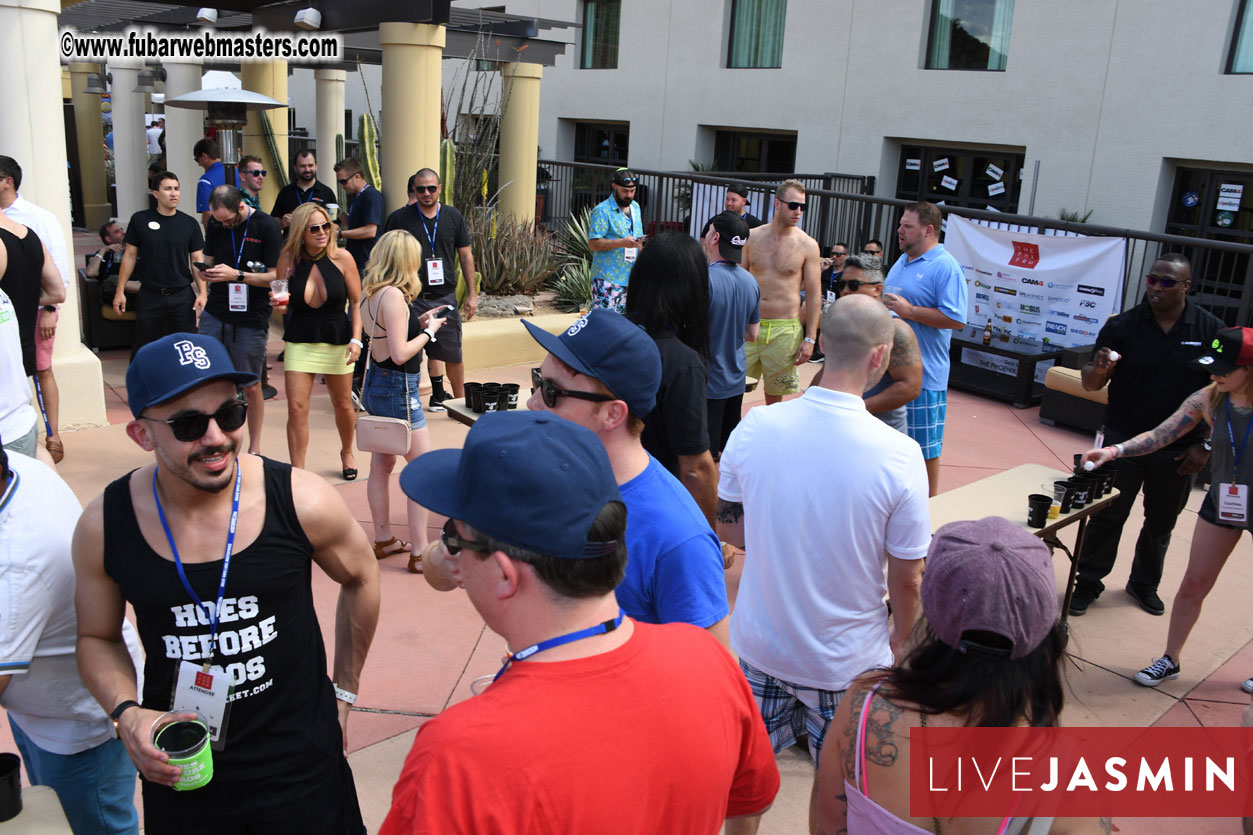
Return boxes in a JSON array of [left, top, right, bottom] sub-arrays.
[[945, 215, 1125, 349], [688, 183, 774, 237]]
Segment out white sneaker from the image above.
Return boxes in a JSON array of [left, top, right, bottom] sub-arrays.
[[1241, 677, 1253, 694]]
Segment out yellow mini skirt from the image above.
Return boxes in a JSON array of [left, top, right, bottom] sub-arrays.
[[284, 341, 353, 376]]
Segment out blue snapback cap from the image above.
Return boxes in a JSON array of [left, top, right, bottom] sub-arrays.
[[125, 333, 257, 418], [522, 309, 661, 418], [399, 412, 624, 561]]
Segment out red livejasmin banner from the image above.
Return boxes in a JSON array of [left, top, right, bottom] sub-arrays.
[[910, 727, 1253, 818]]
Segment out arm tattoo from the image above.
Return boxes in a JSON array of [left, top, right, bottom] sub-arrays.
[[716, 500, 743, 524], [1120, 389, 1207, 457], [889, 321, 921, 371]]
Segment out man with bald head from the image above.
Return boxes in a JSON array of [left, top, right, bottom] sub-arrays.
[[716, 294, 930, 829], [1068, 253, 1223, 618]]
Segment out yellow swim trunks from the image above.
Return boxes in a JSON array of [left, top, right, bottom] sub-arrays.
[[745, 318, 803, 396]]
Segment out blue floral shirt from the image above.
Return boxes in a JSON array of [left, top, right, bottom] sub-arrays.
[[588, 196, 643, 287]]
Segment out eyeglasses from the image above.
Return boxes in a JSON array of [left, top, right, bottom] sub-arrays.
[[336, 177, 352, 185], [415, 184, 439, 194], [140, 400, 247, 442], [1145, 274, 1182, 289], [835, 279, 883, 293], [307, 221, 333, 234], [782, 201, 806, 211], [242, 169, 266, 177], [441, 519, 490, 555], [531, 368, 615, 409]]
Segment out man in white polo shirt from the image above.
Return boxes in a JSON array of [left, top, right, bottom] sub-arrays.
[[716, 294, 931, 830]]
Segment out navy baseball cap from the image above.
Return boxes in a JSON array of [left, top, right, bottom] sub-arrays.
[[399, 412, 623, 560], [523, 310, 661, 418], [125, 333, 257, 418]]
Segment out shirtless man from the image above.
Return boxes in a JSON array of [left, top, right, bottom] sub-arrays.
[[741, 179, 821, 405]]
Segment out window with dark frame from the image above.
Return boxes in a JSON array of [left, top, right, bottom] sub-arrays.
[[581, 0, 621, 70], [895, 145, 1024, 213], [727, 0, 787, 69], [1230, 0, 1253, 73], [573, 122, 630, 166], [713, 130, 796, 173], [926, 0, 1015, 71]]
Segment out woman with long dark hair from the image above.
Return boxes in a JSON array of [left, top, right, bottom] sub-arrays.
[[816, 516, 1105, 834], [624, 231, 718, 525]]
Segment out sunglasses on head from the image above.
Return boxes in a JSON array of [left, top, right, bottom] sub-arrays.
[[531, 368, 615, 409], [308, 221, 333, 233], [1145, 274, 1182, 289], [141, 400, 247, 442], [615, 178, 638, 187], [835, 278, 882, 293], [243, 169, 267, 177], [782, 200, 805, 211], [441, 519, 490, 555], [415, 184, 439, 194]]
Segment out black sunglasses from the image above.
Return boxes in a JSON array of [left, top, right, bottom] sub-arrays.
[[442, 519, 490, 555], [415, 184, 439, 194], [864, 248, 883, 255], [1145, 274, 1182, 289], [615, 178, 638, 187], [336, 177, 353, 185], [141, 400, 247, 442], [531, 368, 615, 409], [782, 200, 806, 211], [308, 221, 333, 233], [243, 169, 267, 177], [835, 278, 883, 293]]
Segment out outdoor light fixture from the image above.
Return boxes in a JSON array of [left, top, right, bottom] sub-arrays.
[[293, 6, 322, 30], [132, 67, 167, 95], [84, 72, 111, 95], [196, 8, 218, 24], [164, 88, 284, 184]]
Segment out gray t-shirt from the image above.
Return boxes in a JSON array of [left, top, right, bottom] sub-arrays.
[[707, 262, 761, 400]]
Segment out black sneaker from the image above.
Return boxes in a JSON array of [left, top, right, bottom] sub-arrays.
[[427, 392, 448, 412], [807, 350, 825, 364], [1067, 585, 1097, 616], [1134, 655, 1180, 687], [1125, 584, 1165, 616], [262, 384, 278, 401]]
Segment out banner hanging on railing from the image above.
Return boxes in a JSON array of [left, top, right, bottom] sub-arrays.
[[944, 215, 1125, 349]]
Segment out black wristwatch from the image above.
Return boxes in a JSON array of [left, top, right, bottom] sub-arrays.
[[237, 272, 245, 281], [41, 305, 56, 313], [110, 700, 140, 737]]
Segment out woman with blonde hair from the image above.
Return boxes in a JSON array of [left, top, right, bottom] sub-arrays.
[[276, 202, 363, 478], [1080, 326, 1253, 692], [360, 230, 446, 572]]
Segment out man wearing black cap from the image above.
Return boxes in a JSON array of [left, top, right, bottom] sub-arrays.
[[73, 333, 380, 833], [384, 412, 779, 833], [701, 211, 760, 458], [587, 168, 643, 313], [724, 184, 764, 229]]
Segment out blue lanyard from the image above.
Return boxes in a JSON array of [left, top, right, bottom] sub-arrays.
[[418, 205, 440, 253], [492, 610, 625, 683], [0, 469, 19, 514], [1226, 395, 1253, 479], [296, 186, 315, 205], [152, 463, 242, 668], [229, 210, 252, 271]]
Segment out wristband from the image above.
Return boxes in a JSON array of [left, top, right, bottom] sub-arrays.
[[348, 338, 363, 348], [1104, 445, 1121, 459], [334, 686, 357, 705], [803, 336, 816, 344], [423, 327, 438, 343], [111, 699, 140, 738]]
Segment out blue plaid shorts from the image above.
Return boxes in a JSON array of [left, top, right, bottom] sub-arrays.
[[739, 658, 844, 766], [590, 278, 628, 314], [906, 388, 947, 459]]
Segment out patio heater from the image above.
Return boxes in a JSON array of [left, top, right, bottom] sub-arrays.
[[163, 88, 284, 185]]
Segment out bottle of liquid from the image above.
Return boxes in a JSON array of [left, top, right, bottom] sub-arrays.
[[983, 318, 993, 345]]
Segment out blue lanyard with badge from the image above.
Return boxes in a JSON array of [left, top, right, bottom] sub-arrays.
[[227, 212, 252, 313], [153, 464, 241, 747], [1218, 395, 1252, 525], [619, 205, 639, 264], [418, 205, 446, 288]]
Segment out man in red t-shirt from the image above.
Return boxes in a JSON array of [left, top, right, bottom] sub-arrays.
[[383, 412, 779, 834]]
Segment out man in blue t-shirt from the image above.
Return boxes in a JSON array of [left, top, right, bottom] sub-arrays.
[[701, 211, 760, 459], [520, 310, 731, 647], [882, 202, 968, 496], [193, 137, 238, 228]]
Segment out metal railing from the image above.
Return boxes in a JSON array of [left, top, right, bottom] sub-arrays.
[[533, 159, 1253, 326]]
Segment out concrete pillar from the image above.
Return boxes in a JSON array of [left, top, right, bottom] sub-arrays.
[[163, 61, 204, 220], [314, 68, 346, 197], [379, 23, 445, 217], [69, 63, 112, 230], [498, 63, 543, 225], [241, 61, 288, 210], [0, 0, 105, 427], [107, 60, 147, 221]]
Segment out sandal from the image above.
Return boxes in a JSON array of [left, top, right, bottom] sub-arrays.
[[407, 552, 423, 574], [342, 467, 358, 481], [373, 537, 410, 560], [45, 436, 64, 464]]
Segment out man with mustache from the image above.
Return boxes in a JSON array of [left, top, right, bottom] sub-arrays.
[[73, 333, 380, 833]]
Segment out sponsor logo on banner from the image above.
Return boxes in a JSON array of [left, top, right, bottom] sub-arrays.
[[1022, 277, 1044, 286], [1070, 327, 1098, 337], [975, 268, 993, 276], [1014, 337, 1039, 346], [975, 293, 990, 302], [1077, 284, 1105, 297], [1009, 241, 1041, 269], [1048, 295, 1069, 302], [1015, 329, 1035, 340], [1048, 310, 1070, 319], [1079, 300, 1098, 309], [1046, 321, 1068, 335], [1002, 315, 1013, 324], [1020, 304, 1041, 314], [1074, 314, 1100, 324], [974, 280, 991, 289], [994, 286, 1018, 296], [1019, 292, 1045, 301], [1015, 318, 1038, 325], [1047, 281, 1074, 290]]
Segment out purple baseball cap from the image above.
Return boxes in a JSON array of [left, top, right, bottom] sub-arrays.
[[922, 516, 1058, 660]]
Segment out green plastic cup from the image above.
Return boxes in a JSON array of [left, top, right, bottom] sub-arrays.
[[152, 713, 213, 791]]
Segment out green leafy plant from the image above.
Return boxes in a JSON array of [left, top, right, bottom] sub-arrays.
[[675, 159, 719, 213], [549, 207, 594, 312], [1056, 208, 1094, 223], [470, 209, 560, 296]]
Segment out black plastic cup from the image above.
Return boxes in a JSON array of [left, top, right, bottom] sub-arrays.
[[1095, 465, 1116, 496], [1073, 453, 1085, 475], [502, 383, 520, 409], [1053, 480, 1075, 513], [1067, 478, 1090, 509], [1077, 474, 1103, 502], [481, 385, 502, 413], [469, 388, 485, 413], [0, 753, 21, 822], [1027, 494, 1052, 528]]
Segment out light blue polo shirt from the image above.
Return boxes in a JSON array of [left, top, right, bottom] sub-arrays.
[[884, 243, 967, 391], [588, 195, 643, 287]]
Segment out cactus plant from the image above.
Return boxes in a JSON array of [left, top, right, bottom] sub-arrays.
[[259, 112, 289, 188], [335, 134, 346, 209], [357, 114, 380, 190]]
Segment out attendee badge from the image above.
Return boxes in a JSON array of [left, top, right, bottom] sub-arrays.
[[228, 283, 248, 311], [623, 244, 637, 263], [426, 259, 445, 287], [172, 660, 233, 748], [1217, 483, 1248, 524], [826, 289, 837, 303]]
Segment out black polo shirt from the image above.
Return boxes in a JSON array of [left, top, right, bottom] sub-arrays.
[[203, 207, 283, 329], [1095, 298, 1224, 449], [345, 185, 384, 274], [270, 181, 337, 231], [123, 209, 204, 292], [384, 202, 471, 300]]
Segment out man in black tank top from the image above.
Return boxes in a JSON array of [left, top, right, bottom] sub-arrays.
[[72, 334, 380, 834]]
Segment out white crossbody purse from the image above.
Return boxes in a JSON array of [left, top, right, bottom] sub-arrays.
[[355, 291, 413, 456]]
